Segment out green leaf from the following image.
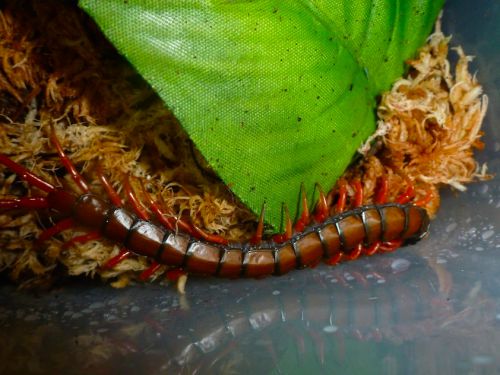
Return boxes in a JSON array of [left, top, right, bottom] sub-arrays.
[[79, 0, 443, 227]]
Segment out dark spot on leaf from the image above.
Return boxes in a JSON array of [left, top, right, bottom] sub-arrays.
[[352, 131, 358, 138], [297, 117, 302, 122], [316, 96, 320, 100], [349, 83, 354, 91]]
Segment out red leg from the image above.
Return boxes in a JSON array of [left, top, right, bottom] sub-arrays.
[[414, 189, 433, 207], [49, 124, 89, 193], [336, 180, 348, 213], [352, 180, 364, 207], [272, 204, 293, 243], [36, 217, 74, 244], [396, 178, 415, 204], [379, 239, 403, 252], [0, 154, 55, 193], [191, 224, 229, 245], [62, 231, 101, 250], [166, 268, 186, 281], [250, 204, 266, 245], [294, 184, 310, 232], [363, 242, 380, 256], [102, 248, 132, 269], [374, 176, 389, 204], [312, 184, 328, 223], [123, 176, 150, 220], [345, 243, 363, 261], [139, 261, 162, 281], [140, 180, 209, 241], [325, 252, 343, 266], [362, 176, 390, 258], [96, 166, 122, 207], [0, 197, 48, 210]]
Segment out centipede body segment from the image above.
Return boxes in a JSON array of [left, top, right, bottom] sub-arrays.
[[0, 144, 430, 279]]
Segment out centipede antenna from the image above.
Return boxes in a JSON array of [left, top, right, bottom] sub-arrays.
[[49, 124, 90, 193], [102, 248, 131, 269], [96, 166, 122, 207], [0, 154, 56, 193], [312, 183, 328, 223], [250, 203, 266, 245], [0, 197, 49, 210], [294, 183, 310, 232]]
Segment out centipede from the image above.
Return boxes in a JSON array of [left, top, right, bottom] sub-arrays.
[[0, 125, 430, 280]]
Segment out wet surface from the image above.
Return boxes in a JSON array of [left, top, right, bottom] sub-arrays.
[[0, 2, 499, 374]]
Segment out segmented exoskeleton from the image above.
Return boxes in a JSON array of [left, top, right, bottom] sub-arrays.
[[0, 128, 430, 279]]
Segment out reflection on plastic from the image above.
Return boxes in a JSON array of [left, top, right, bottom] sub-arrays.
[[0, 252, 493, 375]]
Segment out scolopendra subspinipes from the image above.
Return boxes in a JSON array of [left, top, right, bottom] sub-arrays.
[[0, 125, 430, 280]]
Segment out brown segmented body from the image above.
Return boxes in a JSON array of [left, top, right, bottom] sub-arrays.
[[47, 189, 430, 278]]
